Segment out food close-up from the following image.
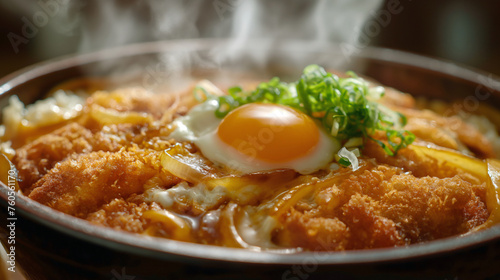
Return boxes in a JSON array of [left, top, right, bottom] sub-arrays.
[[1, 1, 500, 280], [2, 64, 500, 253]]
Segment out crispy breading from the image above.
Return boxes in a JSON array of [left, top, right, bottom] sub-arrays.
[[86, 197, 152, 233], [86, 197, 197, 243], [13, 121, 172, 195], [379, 174, 488, 243], [274, 164, 488, 250], [28, 149, 171, 217], [14, 123, 100, 193], [13, 88, 189, 194], [276, 208, 351, 251]]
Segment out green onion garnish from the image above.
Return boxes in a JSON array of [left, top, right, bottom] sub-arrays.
[[202, 64, 415, 156]]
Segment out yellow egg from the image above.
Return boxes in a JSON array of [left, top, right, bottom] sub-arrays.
[[170, 101, 339, 174]]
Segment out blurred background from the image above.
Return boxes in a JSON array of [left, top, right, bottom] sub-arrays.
[[0, 0, 499, 78]]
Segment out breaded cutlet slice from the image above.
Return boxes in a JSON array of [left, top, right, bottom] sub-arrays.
[[28, 148, 178, 218], [275, 164, 488, 250]]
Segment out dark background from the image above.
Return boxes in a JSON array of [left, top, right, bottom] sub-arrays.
[[1, 0, 499, 79]]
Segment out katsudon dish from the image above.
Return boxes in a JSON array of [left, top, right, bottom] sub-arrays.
[[2, 64, 500, 251]]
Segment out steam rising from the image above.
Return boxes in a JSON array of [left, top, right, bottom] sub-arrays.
[[75, 1, 381, 52], [66, 0, 383, 90]]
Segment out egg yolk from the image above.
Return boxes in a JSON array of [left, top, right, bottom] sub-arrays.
[[217, 103, 320, 164]]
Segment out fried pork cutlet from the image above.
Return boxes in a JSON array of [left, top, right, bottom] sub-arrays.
[[6, 82, 497, 251], [275, 164, 488, 250], [86, 197, 197, 242], [86, 197, 154, 234], [13, 123, 119, 194], [13, 88, 185, 194], [13, 120, 173, 195], [28, 149, 174, 218]]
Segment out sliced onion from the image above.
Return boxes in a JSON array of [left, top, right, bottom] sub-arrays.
[[222, 202, 298, 252], [236, 207, 278, 249], [89, 104, 153, 125], [344, 137, 363, 148], [487, 159, 500, 213], [410, 144, 488, 180], [160, 143, 217, 183], [142, 209, 192, 241], [268, 170, 356, 217], [0, 153, 20, 192], [338, 147, 359, 171], [161, 143, 298, 204], [219, 203, 259, 249], [194, 80, 225, 100], [474, 159, 500, 230], [269, 182, 315, 217], [203, 169, 297, 204]]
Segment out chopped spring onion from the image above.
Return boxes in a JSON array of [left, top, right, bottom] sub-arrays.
[[196, 64, 415, 159], [344, 137, 363, 148]]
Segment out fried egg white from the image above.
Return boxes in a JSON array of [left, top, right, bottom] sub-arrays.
[[169, 100, 340, 174]]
